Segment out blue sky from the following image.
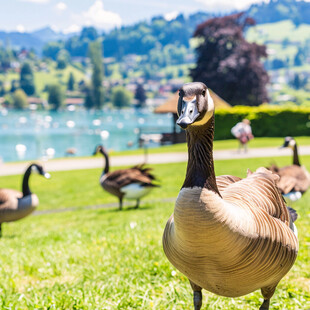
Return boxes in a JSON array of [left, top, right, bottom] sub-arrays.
[[0, 0, 272, 33]]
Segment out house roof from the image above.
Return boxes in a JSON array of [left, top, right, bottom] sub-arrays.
[[154, 89, 230, 114]]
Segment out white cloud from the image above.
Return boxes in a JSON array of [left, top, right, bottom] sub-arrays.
[[20, 0, 49, 3], [80, 0, 122, 29], [195, 0, 269, 12], [165, 11, 179, 21], [55, 2, 67, 11], [63, 24, 81, 34], [16, 24, 26, 33]]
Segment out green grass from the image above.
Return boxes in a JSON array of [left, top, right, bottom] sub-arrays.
[[246, 20, 310, 44], [110, 136, 310, 156], [0, 154, 309, 309]]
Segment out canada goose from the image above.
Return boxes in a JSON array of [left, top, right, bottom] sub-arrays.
[[0, 163, 50, 237], [268, 136, 310, 201], [163, 82, 298, 310], [93, 145, 158, 210]]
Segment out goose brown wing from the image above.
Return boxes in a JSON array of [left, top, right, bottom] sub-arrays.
[[216, 175, 242, 193], [0, 189, 22, 206], [276, 165, 310, 194], [0, 189, 22, 211], [103, 168, 155, 189], [219, 167, 291, 225]]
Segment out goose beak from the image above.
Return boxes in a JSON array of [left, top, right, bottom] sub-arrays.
[[176, 100, 199, 129], [44, 172, 51, 179]]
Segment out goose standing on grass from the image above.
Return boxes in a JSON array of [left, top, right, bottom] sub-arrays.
[[93, 145, 158, 210], [163, 82, 298, 310], [268, 136, 310, 201], [0, 163, 50, 237]]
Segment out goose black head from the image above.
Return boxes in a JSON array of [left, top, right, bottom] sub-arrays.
[[176, 82, 214, 130], [281, 136, 296, 149], [93, 145, 106, 156], [30, 163, 51, 179]]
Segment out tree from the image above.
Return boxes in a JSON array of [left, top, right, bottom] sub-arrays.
[[134, 84, 147, 108], [56, 49, 70, 69], [13, 89, 28, 109], [67, 72, 75, 91], [80, 27, 98, 41], [84, 85, 94, 109], [111, 86, 132, 108], [20, 62, 35, 96], [190, 13, 269, 106], [47, 84, 64, 110], [88, 40, 104, 109], [294, 47, 305, 67]]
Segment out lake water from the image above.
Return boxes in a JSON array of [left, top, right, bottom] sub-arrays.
[[0, 108, 173, 162]]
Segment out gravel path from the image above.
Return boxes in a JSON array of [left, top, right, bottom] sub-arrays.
[[1, 146, 310, 176]]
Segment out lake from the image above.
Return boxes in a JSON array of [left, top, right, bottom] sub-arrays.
[[0, 108, 173, 162]]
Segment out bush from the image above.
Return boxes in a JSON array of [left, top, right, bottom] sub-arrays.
[[215, 105, 310, 140], [12, 89, 28, 110]]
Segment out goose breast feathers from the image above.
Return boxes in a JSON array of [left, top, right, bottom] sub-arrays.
[[163, 168, 298, 298]]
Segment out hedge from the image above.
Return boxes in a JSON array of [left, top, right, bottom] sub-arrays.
[[214, 105, 310, 140]]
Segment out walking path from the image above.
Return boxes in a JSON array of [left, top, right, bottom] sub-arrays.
[[1, 146, 310, 176]]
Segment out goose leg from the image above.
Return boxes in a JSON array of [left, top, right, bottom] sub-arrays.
[[0, 223, 2, 238], [119, 198, 123, 210], [259, 299, 270, 310], [260, 285, 276, 310], [135, 199, 140, 209], [189, 280, 202, 310]]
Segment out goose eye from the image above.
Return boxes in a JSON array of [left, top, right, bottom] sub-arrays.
[[202, 90, 206, 97]]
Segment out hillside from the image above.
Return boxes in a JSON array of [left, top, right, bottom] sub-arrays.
[[246, 0, 310, 25]]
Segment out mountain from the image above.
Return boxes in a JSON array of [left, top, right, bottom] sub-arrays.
[[31, 27, 75, 43], [0, 31, 44, 53], [246, 0, 310, 25]]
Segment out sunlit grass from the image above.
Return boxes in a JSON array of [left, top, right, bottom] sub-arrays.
[[0, 155, 309, 309]]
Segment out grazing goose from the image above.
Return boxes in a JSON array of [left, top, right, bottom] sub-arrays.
[[0, 163, 50, 237], [93, 145, 158, 210], [268, 136, 310, 201], [163, 82, 298, 310]]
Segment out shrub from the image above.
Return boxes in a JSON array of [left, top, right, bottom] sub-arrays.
[[214, 105, 310, 140]]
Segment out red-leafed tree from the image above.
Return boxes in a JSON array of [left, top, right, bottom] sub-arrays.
[[190, 12, 269, 106]]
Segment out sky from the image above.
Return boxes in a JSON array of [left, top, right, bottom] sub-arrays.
[[0, 0, 273, 33]]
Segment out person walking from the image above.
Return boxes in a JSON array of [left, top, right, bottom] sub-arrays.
[[231, 119, 254, 153]]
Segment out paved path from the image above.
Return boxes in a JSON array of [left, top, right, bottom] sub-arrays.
[[1, 146, 310, 176]]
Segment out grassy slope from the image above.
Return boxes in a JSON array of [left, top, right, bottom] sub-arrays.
[[0, 63, 86, 98], [246, 20, 310, 44], [0, 154, 309, 309]]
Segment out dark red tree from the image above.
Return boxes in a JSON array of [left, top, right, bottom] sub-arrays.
[[190, 12, 269, 106]]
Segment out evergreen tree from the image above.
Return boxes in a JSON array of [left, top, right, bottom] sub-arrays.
[[134, 84, 147, 108], [20, 62, 35, 96], [88, 40, 104, 109], [84, 85, 94, 109], [190, 13, 269, 106], [47, 84, 64, 111], [67, 72, 75, 91]]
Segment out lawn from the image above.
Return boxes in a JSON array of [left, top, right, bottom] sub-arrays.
[[0, 155, 309, 309]]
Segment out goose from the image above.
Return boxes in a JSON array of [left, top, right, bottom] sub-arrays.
[[268, 136, 310, 201], [162, 82, 298, 310], [93, 145, 158, 210], [0, 163, 50, 237]]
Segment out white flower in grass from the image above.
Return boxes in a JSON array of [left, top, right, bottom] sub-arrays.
[[171, 270, 177, 277], [130, 222, 137, 229]]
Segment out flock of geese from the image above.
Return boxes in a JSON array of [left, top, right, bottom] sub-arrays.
[[0, 82, 309, 309]]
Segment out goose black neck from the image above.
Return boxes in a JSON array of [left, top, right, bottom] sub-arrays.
[[182, 115, 220, 195], [293, 144, 301, 166], [100, 149, 110, 173], [22, 164, 34, 197]]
